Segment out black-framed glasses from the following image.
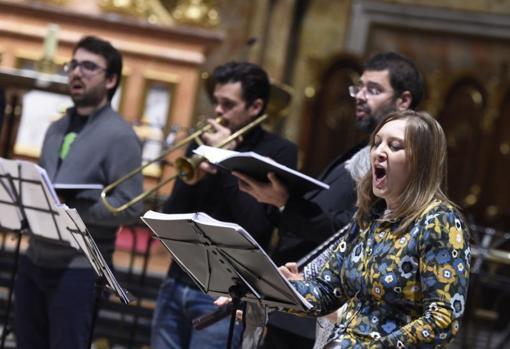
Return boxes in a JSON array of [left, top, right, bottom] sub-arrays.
[[63, 60, 106, 76]]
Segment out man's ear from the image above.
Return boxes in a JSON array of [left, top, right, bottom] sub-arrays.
[[105, 74, 118, 91], [397, 91, 412, 110], [249, 98, 264, 117]]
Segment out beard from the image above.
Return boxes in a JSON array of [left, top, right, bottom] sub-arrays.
[[355, 98, 399, 133], [356, 110, 378, 133], [70, 79, 108, 108]]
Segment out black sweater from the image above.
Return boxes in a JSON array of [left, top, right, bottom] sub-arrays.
[[164, 125, 297, 285]]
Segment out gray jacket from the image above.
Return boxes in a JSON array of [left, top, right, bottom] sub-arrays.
[[27, 105, 143, 267]]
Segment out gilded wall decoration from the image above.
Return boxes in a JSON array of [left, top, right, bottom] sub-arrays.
[[171, 0, 220, 28], [98, 0, 175, 25]]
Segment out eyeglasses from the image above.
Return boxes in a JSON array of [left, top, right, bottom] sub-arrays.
[[63, 60, 106, 76], [348, 84, 387, 98]]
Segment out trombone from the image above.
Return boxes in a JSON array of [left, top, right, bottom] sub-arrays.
[[100, 114, 268, 214]]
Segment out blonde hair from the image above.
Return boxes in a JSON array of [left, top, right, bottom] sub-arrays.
[[356, 110, 453, 232]]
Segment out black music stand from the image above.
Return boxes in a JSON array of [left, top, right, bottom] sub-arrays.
[[466, 225, 510, 349], [191, 223, 352, 334], [64, 209, 134, 348], [0, 158, 79, 348], [141, 211, 312, 349], [0, 163, 31, 348], [0, 158, 133, 348]]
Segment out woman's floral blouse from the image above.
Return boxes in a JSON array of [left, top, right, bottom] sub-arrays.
[[291, 201, 470, 348]]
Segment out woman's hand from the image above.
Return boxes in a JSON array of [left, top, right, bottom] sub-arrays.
[[279, 262, 303, 281]]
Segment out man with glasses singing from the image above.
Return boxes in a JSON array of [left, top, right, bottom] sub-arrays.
[[14, 36, 143, 349], [233, 52, 424, 348]]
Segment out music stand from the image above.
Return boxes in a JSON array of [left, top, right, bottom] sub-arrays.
[[191, 223, 352, 334], [0, 158, 79, 348], [141, 211, 312, 349], [0, 158, 133, 348], [0, 162, 30, 348], [64, 209, 134, 347], [467, 224, 510, 349]]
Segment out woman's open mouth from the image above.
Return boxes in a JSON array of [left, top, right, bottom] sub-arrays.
[[373, 165, 386, 188]]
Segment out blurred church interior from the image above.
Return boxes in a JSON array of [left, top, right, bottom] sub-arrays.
[[0, 0, 510, 348]]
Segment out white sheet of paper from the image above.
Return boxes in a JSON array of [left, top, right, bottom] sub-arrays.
[[0, 158, 77, 248]]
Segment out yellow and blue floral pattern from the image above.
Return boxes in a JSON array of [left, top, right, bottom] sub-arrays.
[[291, 201, 470, 348]]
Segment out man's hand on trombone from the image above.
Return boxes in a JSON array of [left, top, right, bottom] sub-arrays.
[[192, 118, 244, 183], [201, 118, 242, 151]]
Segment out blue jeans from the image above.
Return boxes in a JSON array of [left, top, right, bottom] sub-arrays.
[[151, 277, 242, 349], [14, 255, 97, 349]]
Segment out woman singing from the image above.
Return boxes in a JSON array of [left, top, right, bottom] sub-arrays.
[[282, 110, 470, 348]]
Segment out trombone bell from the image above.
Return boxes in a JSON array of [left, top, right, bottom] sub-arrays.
[[174, 155, 203, 184]]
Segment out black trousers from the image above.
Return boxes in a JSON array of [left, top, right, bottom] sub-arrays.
[[14, 256, 97, 349]]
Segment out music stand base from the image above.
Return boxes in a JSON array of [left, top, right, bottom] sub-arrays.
[[87, 276, 106, 349], [226, 285, 244, 349], [0, 230, 23, 349]]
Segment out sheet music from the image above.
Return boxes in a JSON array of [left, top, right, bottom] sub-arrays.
[[64, 208, 100, 275], [0, 160, 23, 230], [142, 210, 313, 311], [0, 158, 77, 248], [0, 158, 131, 304], [142, 211, 243, 231], [53, 183, 104, 190], [193, 145, 330, 192], [36, 164, 62, 205], [65, 209, 132, 304]]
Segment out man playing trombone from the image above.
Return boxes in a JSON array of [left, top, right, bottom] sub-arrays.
[[151, 61, 298, 349]]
